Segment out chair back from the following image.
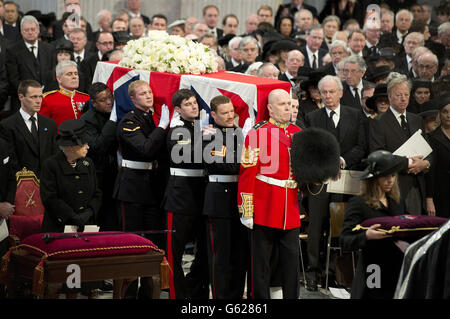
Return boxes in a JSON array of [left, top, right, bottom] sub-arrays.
[[14, 168, 44, 216], [329, 202, 348, 238]]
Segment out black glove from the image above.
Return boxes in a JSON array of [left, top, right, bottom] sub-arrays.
[[68, 214, 85, 232]]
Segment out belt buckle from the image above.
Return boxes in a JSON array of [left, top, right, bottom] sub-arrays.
[[285, 180, 297, 188]]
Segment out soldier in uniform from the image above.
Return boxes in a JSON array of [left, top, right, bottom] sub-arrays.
[[113, 80, 170, 298], [39, 60, 90, 129], [81, 83, 118, 231], [238, 89, 302, 299], [202, 95, 248, 299], [163, 89, 209, 299]]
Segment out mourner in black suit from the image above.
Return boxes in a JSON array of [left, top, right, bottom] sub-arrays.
[[369, 77, 432, 216], [40, 118, 102, 233], [304, 75, 366, 291], [0, 34, 9, 112], [81, 83, 118, 231], [0, 80, 58, 179], [113, 80, 169, 298], [163, 89, 209, 299], [3, 22, 21, 43], [299, 26, 328, 71], [340, 55, 372, 111], [6, 16, 56, 112], [340, 150, 406, 299], [202, 95, 248, 299]]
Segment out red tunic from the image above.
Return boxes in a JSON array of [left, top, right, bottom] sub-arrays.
[[39, 88, 89, 129], [237, 119, 302, 230]]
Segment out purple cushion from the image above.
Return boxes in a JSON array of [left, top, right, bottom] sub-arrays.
[[356, 215, 448, 237]]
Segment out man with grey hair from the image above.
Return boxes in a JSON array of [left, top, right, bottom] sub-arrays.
[[279, 50, 305, 86], [340, 55, 370, 110], [304, 74, 366, 291], [40, 60, 90, 129], [397, 32, 425, 76], [369, 76, 432, 215], [257, 62, 280, 79], [381, 10, 395, 35], [6, 15, 56, 112], [438, 22, 450, 51], [232, 36, 259, 73], [319, 40, 349, 76], [395, 9, 413, 44], [417, 52, 439, 82], [410, 46, 431, 79], [294, 9, 313, 32], [225, 36, 242, 70], [300, 24, 328, 70]]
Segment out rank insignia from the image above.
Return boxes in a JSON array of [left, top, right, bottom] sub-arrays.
[[241, 146, 259, 168], [83, 160, 89, 166], [238, 193, 254, 218], [177, 138, 191, 145]]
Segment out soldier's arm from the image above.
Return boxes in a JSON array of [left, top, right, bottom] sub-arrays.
[[119, 119, 166, 159]]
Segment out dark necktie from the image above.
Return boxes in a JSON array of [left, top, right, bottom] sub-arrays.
[[30, 46, 36, 59], [400, 114, 408, 131], [30, 116, 39, 142], [353, 87, 360, 104], [76, 56, 82, 65], [312, 54, 317, 69], [329, 110, 336, 128]]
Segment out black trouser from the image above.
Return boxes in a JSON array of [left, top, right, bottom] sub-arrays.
[[250, 224, 300, 299], [205, 215, 248, 299], [167, 212, 209, 299]]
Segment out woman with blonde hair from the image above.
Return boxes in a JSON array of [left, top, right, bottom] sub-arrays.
[[340, 150, 407, 299]]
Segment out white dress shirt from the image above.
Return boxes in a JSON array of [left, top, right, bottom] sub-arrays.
[[19, 108, 38, 132], [25, 40, 38, 58], [306, 45, 318, 69]]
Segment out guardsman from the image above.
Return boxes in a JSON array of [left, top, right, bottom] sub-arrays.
[[202, 95, 248, 299], [113, 80, 169, 299], [40, 60, 90, 129], [237, 89, 302, 299], [163, 89, 209, 299]]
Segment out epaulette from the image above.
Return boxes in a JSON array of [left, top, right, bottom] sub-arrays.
[[253, 121, 268, 130], [290, 123, 301, 129], [43, 90, 58, 98], [75, 90, 90, 96]]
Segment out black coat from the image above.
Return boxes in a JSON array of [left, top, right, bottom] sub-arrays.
[[340, 81, 371, 111], [0, 137, 16, 204], [0, 112, 58, 178], [299, 45, 328, 71], [163, 118, 206, 215], [202, 125, 242, 218], [0, 34, 9, 109], [318, 62, 336, 76], [426, 127, 450, 218], [80, 53, 99, 90], [340, 196, 405, 299], [369, 108, 430, 212], [113, 108, 167, 205], [40, 151, 102, 232], [305, 105, 367, 169], [6, 41, 56, 111], [3, 23, 21, 43]]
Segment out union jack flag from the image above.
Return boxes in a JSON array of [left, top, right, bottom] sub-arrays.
[[92, 61, 290, 126]]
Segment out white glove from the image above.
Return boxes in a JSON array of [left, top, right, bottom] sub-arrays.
[[109, 103, 117, 122], [169, 111, 184, 128], [158, 104, 170, 129], [240, 217, 254, 230], [242, 117, 254, 140], [199, 110, 210, 130]]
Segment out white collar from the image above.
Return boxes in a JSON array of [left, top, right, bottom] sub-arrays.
[[390, 106, 406, 119], [325, 105, 341, 117], [19, 108, 37, 123], [350, 80, 364, 92], [129, 11, 141, 18], [24, 40, 38, 50], [75, 49, 85, 58]]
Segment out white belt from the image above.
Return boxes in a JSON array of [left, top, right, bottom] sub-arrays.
[[122, 159, 153, 170], [170, 168, 206, 177], [208, 175, 238, 183], [256, 174, 298, 189]]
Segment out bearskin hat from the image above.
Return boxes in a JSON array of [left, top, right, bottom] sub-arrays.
[[291, 128, 340, 184]]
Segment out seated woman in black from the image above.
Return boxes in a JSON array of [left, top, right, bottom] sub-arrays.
[[340, 150, 406, 299]]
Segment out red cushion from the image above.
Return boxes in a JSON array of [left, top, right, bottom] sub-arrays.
[[8, 215, 44, 240], [357, 215, 448, 237], [21, 232, 162, 260]]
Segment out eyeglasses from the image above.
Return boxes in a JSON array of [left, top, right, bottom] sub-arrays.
[[342, 69, 361, 74], [418, 64, 436, 70]]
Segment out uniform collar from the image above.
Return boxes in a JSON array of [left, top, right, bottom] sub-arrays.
[[59, 87, 75, 97], [269, 118, 289, 129]]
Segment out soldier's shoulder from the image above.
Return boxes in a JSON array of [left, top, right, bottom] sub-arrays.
[[253, 120, 268, 130], [43, 90, 58, 98], [75, 90, 90, 97]]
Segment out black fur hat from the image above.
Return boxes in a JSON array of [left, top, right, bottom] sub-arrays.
[[291, 128, 340, 184]]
